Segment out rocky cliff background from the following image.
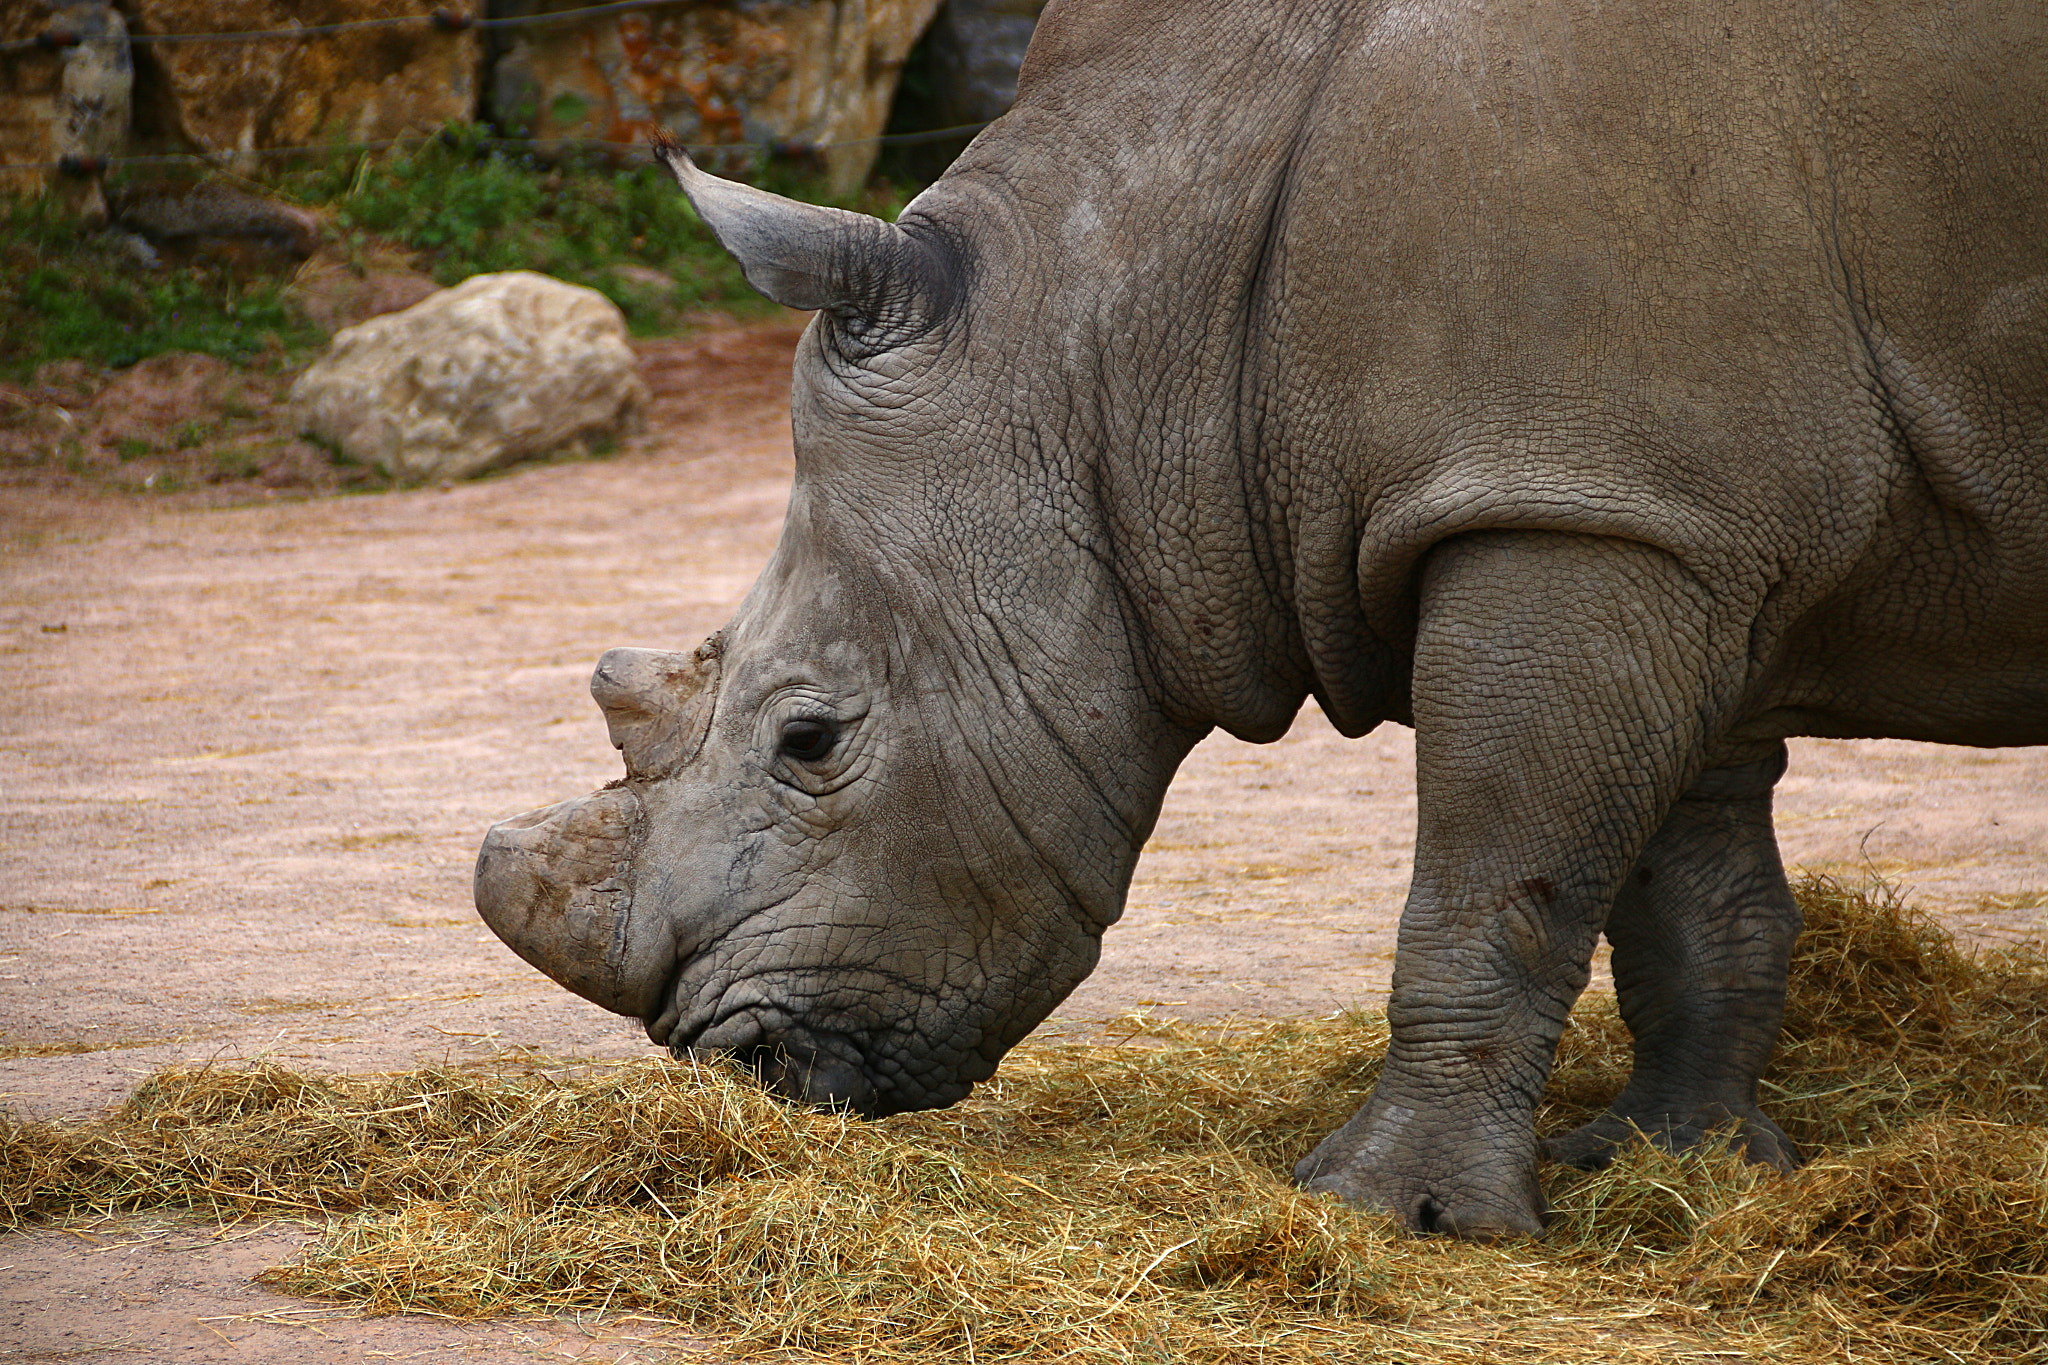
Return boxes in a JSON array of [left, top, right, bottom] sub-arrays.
[[0, 0, 1046, 199]]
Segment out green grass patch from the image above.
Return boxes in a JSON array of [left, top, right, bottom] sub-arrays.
[[3, 127, 919, 380], [0, 196, 325, 381], [287, 127, 913, 336]]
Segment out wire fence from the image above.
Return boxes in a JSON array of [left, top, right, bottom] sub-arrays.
[[1, 123, 993, 177], [6, 1, 741, 54], [2, 0, 992, 176]]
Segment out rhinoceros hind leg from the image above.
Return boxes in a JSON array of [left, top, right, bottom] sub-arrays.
[[1543, 747, 1803, 1173]]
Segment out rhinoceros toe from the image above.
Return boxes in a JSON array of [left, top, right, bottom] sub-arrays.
[[1542, 1103, 1801, 1172], [1293, 1099, 1547, 1240]]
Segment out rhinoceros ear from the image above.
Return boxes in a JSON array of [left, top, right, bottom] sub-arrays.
[[649, 131, 956, 340]]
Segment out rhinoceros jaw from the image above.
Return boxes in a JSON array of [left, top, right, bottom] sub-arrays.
[[672, 1004, 880, 1115]]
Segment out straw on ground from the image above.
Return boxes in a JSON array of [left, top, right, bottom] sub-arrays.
[[6, 876, 2046, 1363]]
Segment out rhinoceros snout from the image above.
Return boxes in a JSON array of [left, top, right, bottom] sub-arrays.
[[748, 1041, 877, 1115], [474, 786, 659, 1017], [680, 1010, 880, 1115]]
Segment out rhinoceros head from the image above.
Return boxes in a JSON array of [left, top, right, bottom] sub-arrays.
[[475, 140, 1202, 1115]]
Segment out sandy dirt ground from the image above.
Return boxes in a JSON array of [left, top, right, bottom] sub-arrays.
[[2, 320, 2043, 1361]]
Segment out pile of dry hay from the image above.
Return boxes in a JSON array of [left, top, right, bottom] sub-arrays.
[[7, 875, 2048, 1363]]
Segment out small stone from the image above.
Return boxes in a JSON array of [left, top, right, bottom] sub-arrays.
[[113, 181, 323, 259], [610, 264, 676, 296], [286, 256, 443, 332], [288, 271, 649, 484]]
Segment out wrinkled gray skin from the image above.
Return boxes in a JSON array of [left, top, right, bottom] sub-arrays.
[[475, 0, 2048, 1239]]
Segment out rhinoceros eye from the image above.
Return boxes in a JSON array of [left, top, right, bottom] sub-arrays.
[[779, 718, 838, 764]]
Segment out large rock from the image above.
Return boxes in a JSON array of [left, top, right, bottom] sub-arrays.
[[0, 1, 130, 204], [122, 0, 478, 173], [488, 0, 942, 194], [921, 0, 1042, 129], [289, 271, 648, 483]]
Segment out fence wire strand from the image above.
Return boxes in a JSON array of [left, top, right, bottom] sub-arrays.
[[0, 123, 992, 177], [2, 0, 785, 55]]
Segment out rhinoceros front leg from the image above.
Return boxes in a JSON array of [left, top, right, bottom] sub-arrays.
[[1543, 746, 1802, 1171], [1294, 529, 1751, 1238]]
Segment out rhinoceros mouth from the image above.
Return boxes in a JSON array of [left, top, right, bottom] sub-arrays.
[[667, 1003, 882, 1114], [654, 975, 993, 1117]]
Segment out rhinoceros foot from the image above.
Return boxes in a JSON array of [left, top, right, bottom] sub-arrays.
[[1292, 1096, 1547, 1241], [1541, 1103, 1800, 1172]]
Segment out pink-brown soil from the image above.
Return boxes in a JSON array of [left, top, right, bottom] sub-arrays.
[[3, 321, 2043, 1361]]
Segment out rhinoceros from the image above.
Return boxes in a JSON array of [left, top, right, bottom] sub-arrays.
[[474, 0, 2048, 1238]]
